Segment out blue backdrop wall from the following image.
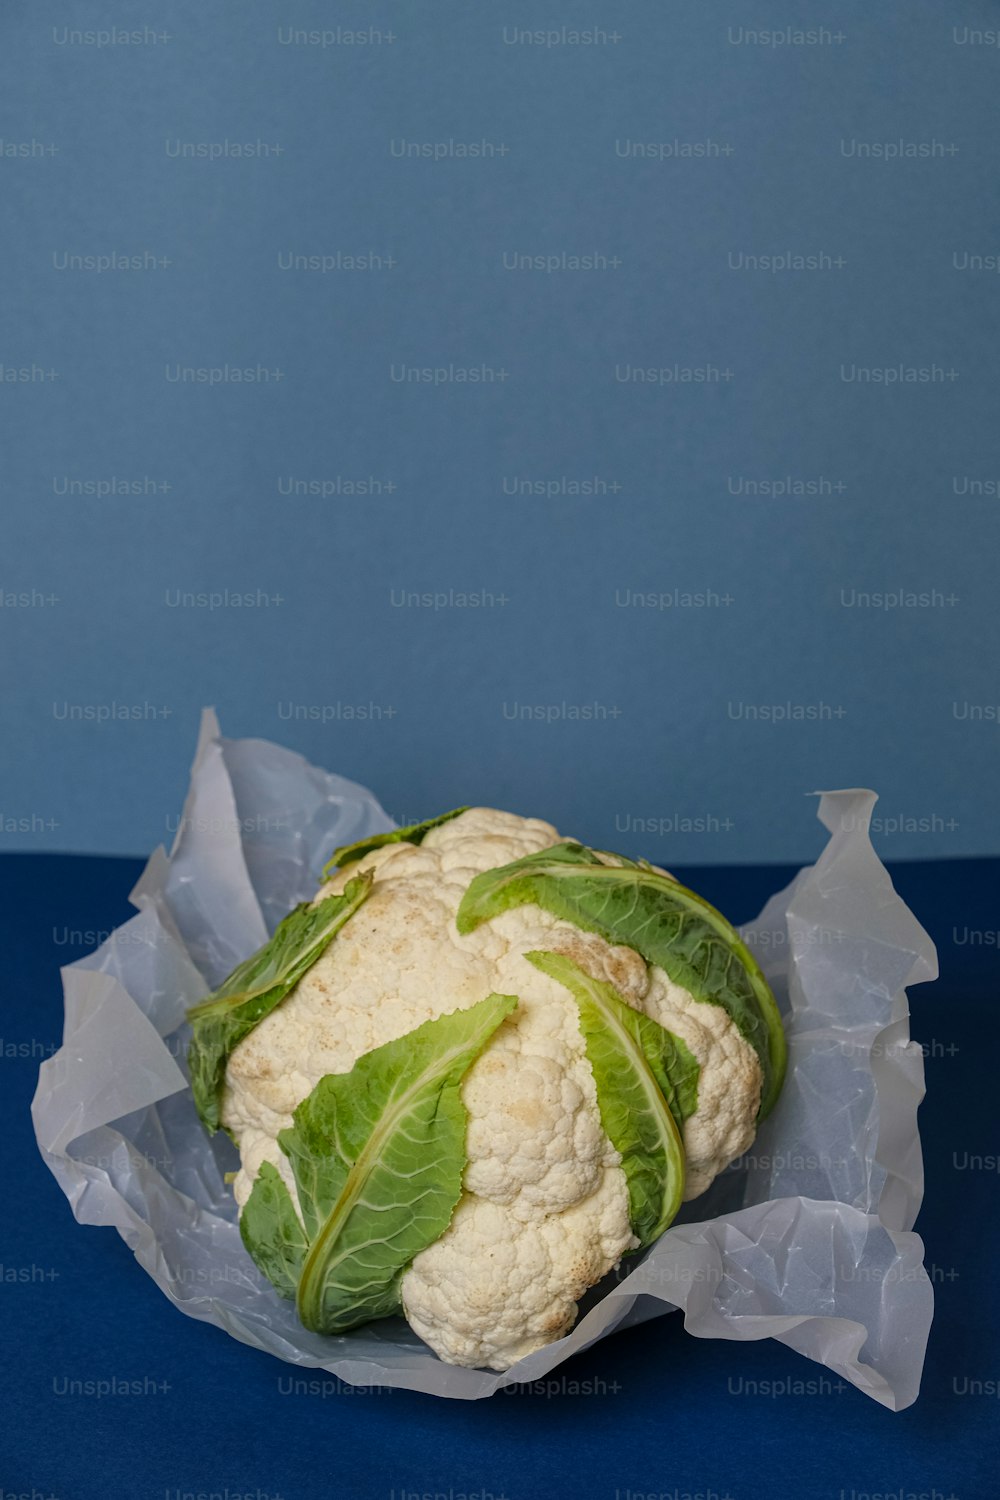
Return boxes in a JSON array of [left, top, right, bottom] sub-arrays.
[[3, 0, 997, 865]]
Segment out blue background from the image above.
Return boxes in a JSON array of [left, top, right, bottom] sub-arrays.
[[3, 0, 998, 866]]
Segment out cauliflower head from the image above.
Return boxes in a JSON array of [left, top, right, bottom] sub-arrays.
[[217, 808, 769, 1371]]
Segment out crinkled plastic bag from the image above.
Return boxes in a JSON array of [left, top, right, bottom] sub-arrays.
[[31, 710, 938, 1407]]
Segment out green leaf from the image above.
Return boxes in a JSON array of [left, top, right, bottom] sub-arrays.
[[240, 992, 518, 1334], [320, 807, 469, 880], [186, 872, 373, 1133], [525, 949, 690, 1247], [457, 841, 786, 1120], [238, 1162, 309, 1299]]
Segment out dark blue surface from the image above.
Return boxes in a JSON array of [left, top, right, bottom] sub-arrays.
[[3, 852, 997, 1500]]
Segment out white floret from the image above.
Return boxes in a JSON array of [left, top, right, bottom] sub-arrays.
[[401, 1170, 634, 1371], [222, 807, 762, 1369]]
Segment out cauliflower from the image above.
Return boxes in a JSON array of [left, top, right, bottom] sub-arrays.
[[207, 808, 776, 1371]]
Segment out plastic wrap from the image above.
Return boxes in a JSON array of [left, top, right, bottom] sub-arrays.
[[32, 710, 938, 1407]]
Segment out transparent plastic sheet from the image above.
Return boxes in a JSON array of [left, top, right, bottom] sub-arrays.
[[31, 710, 938, 1408]]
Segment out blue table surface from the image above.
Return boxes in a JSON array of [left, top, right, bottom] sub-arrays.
[[2, 851, 997, 1500]]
